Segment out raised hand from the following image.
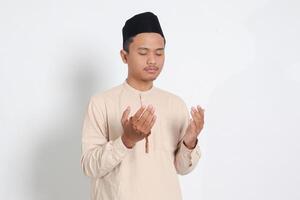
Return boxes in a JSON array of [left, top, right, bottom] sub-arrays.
[[183, 105, 205, 149], [121, 104, 157, 148]]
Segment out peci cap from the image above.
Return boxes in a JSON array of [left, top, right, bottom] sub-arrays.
[[122, 12, 166, 46]]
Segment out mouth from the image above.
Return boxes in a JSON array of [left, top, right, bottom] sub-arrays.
[[144, 66, 159, 74]]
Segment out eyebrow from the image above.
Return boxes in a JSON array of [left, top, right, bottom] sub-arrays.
[[137, 47, 165, 51]]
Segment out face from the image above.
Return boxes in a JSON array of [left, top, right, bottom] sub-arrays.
[[120, 32, 165, 83]]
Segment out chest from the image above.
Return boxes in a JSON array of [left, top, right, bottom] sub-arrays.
[[105, 94, 182, 152]]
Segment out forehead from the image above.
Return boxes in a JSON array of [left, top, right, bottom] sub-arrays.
[[130, 32, 165, 50]]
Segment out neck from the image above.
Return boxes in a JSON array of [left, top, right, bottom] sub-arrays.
[[126, 77, 153, 91]]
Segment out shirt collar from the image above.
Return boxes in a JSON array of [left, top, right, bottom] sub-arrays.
[[123, 79, 156, 95]]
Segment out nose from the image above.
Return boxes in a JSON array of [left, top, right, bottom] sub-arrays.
[[147, 53, 156, 66]]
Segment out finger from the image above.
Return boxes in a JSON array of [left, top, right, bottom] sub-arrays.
[[142, 111, 155, 130], [141, 105, 155, 122], [121, 106, 131, 125], [191, 107, 202, 130], [149, 115, 157, 128], [137, 105, 154, 125], [190, 118, 197, 131], [191, 117, 200, 131], [144, 114, 157, 134], [198, 107, 205, 123], [132, 105, 146, 122], [192, 107, 204, 132], [193, 106, 204, 120], [197, 105, 205, 116], [191, 107, 202, 122]]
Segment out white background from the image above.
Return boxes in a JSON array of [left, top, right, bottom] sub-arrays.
[[1, 0, 299, 199]]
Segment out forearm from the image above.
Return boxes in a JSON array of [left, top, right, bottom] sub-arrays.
[[80, 135, 133, 178]]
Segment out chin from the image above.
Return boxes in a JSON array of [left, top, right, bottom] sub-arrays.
[[142, 76, 158, 82]]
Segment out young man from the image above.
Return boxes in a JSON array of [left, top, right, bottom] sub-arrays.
[[80, 12, 205, 200]]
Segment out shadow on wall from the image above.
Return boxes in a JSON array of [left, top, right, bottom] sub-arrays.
[[31, 57, 108, 200]]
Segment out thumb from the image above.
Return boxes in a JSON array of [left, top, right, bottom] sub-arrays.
[[121, 106, 131, 125]]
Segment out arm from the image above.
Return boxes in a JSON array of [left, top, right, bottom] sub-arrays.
[[174, 99, 202, 175], [80, 96, 133, 178]]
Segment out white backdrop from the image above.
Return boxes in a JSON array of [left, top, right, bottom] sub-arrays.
[[1, 0, 299, 200]]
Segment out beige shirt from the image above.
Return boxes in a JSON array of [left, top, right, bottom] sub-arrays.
[[80, 80, 201, 200]]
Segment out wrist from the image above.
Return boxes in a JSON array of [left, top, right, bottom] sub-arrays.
[[121, 134, 136, 149], [183, 137, 198, 149]]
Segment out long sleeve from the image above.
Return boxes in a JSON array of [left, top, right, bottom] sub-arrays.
[[80, 96, 133, 178], [174, 99, 201, 175]]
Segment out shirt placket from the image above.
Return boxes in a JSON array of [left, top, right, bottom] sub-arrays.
[[139, 93, 149, 153]]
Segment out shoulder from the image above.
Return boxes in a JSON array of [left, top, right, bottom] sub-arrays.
[[89, 83, 124, 107]]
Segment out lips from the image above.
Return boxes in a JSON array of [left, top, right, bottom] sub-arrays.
[[144, 66, 158, 73]]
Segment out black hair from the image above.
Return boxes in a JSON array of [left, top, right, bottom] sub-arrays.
[[123, 36, 135, 53], [122, 35, 166, 53]]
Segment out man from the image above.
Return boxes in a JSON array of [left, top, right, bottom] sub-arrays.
[[80, 11, 205, 200]]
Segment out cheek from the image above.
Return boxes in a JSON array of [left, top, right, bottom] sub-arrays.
[[127, 57, 146, 72], [157, 56, 165, 65], [131, 57, 147, 67], [128, 54, 145, 62]]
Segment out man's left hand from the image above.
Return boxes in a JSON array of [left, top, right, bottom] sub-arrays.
[[183, 105, 205, 149]]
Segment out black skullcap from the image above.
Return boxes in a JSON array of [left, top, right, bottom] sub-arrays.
[[122, 12, 165, 45]]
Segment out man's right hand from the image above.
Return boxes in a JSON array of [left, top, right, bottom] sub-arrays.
[[121, 105, 156, 148]]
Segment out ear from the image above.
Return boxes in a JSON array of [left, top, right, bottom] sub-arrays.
[[120, 49, 128, 64]]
